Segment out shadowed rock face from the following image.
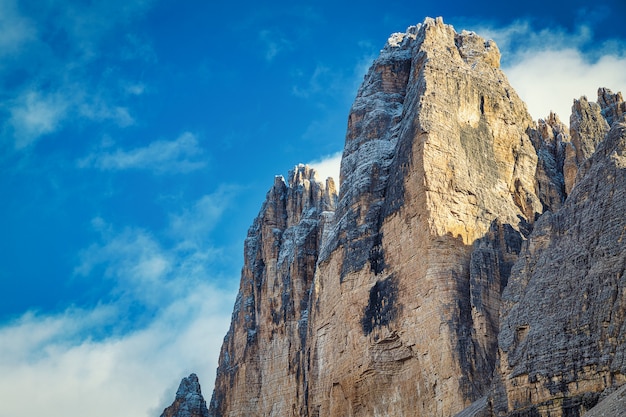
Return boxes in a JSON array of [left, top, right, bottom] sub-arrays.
[[158, 17, 626, 417], [585, 384, 626, 417], [491, 117, 626, 417], [160, 374, 209, 417], [528, 112, 568, 213]]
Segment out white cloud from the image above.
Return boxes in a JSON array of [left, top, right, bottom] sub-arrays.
[[474, 20, 626, 122], [0, 198, 239, 417], [0, 283, 235, 417], [505, 49, 626, 123], [78, 132, 207, 174], [307, 151, 342, 187], [9, 90, 71, 149]]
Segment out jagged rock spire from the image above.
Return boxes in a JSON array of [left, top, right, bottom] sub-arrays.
[[208, 164, 337, 417], [160, 374, 209, 417]]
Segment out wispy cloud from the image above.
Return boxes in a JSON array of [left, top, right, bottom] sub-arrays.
[[168, 186, 238, 250], [74, 223, 174, 307], [473, 20, 626, 121], [8, 86, 139, 149], [291, 64, 332, 98], [0, 0, 36, 57], [259, 29, 293, 61], [78, 132, 207, 174], [291, 42, 376, 103], [8, 90, 71, 149], [0, 0, 154, 149]]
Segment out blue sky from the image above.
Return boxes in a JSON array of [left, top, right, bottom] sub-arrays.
[[1, 0, 625, 416]]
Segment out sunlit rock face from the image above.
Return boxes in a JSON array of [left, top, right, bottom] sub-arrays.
[[306, 17, 541, 417], [188, 16, 626, 417]]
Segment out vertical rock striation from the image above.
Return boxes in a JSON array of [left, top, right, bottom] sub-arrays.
[[528, 112, 568, 212], [306, 17, 541, 417], [209, 165, 336, 417], [562, 89, 621, 194], [490, 103, 626, 417]]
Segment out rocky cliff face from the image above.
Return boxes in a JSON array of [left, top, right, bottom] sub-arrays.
[[209, 165, 336, 417], [490, 101, 626, 417], [305, 17, 541, 417], [160, 374, 209, 417], [162, 17, 626, 417]]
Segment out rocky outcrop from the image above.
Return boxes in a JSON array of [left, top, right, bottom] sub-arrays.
[[160, 374, 209, 417], [305, 17, 541, 417], [598, 88, 626, 127], [490, 116, 626, 417], [158, 16, 626, 417], [562, 89, 623, 194], [528, 112, 568, 212], [208, 165, 336, 417]]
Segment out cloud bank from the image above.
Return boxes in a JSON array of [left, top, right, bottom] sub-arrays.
[[0, 285, 234, 417], [477, 20, 626, 122], [0, 191, 238, 417]]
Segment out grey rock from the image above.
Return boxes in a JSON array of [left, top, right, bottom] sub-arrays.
[[564, 92, 612, 194], [528, 112, 568, 211], [208, 165, 337, 417], [160, 374, 209, 417], [494, 118, 626, 416], [598, 87, 626, 127], [585, 384, 626, 417]]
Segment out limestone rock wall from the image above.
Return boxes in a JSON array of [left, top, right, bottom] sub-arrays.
[[528, 112, 568, 212], [208, 165, 336, 417], [306, 17, 542, 417], [562, 89, 623, 194], [490, 111, 626, 417]]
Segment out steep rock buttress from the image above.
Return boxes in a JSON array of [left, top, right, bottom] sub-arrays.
[[208, 165, 336, 417], [306, 17, 541, 417], [488, 94, 626, 417]]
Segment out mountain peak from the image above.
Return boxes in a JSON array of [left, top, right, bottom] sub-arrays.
[[160, 18, 626, 417], [160, 374, 208, 417]]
